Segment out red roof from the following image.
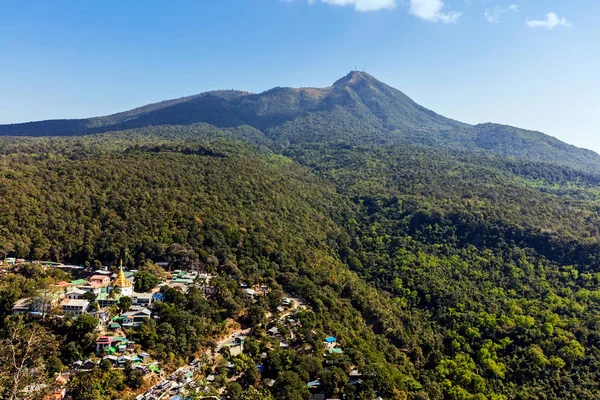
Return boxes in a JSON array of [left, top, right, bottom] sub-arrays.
[[55, 281, 70, 287], [96, 336, 112, 344]]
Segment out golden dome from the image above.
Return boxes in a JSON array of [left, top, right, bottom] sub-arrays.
[[114, 260, 132, 288]]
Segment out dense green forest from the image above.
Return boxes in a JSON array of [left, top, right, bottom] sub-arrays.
[[3, 127, 600, 399]]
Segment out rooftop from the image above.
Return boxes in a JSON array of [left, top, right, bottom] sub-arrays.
[[61, 299, 89, 307]]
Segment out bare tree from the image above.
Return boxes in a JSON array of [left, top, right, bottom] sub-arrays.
[[0, 318, 57, 400]]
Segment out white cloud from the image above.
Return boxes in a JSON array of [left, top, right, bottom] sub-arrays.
[[484, 4, 518, 24], [409, 0, 461, 23], [526, 12, 571, 29]]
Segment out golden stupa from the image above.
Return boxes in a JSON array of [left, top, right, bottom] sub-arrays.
[[114, 260, 132, 288]]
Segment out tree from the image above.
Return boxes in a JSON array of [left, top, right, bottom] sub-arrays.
[[271, 371, 310, 400], [134, 270, 160, 292], [0, 318, 57, 400], [72, 314, 98, 337], [319, 366, 349, 397], [117, 296, 132, 312], [226, 382, 243, 400], [83, 291, 97, 301]]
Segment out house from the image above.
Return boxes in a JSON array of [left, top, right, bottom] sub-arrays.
[[66, 289, 86, 299], [94, 269, 111, 275], [96, 336, 113, 353], [139, 352, 151, 362], [235, 336, 246, 345], [89, 275, 111, 286], [60, 299, 89, 315], [267, 326, 279, 336], [24, 290, 62, 316], [12, 298, 32, 314], [327, 348, 343, 355], [103, 355, 119, 366], [108, 322, 121, 331], [153, 293, 165, 302], [82, 359, 97, 370], [5, 257, 16, 265], [118, 308, 152, 327], [324, 336, 337, 348], [198, 285, 216, 296], [96, 292, 120, 307], [91, 310, 110, 324], [132, 292, 153, 307], [79, 283, 106, 295]]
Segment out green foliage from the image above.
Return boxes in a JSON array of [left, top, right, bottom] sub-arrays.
[[4, 112, 600, 399], [134, 270, 160, 292]]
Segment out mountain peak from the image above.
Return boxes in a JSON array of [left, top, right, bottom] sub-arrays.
[[332, 71, 377, 87]]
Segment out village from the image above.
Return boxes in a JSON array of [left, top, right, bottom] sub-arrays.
[[5, 257, 366, 400]]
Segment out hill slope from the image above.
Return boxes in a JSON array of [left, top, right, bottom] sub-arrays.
[[1, 71, 599, 172], [4, 133, 600, 398]]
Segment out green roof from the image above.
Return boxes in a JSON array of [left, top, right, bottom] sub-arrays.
[[109, 322, 121, 328], [70, 279, 88, 285], [328, 348, 343, 354], [106, 346, 117, 354], [149, 364, 161, 373], [97, 293, 120, 301]]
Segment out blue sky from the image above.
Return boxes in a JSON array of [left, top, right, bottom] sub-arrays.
[[0, 0, 598, 151]]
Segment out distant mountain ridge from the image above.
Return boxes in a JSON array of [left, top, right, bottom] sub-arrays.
[[2, 71, 599, 172]]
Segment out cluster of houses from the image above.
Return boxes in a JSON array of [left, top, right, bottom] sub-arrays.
[[239, 281, 270, 299], [11, 263, 141, 317], [10, 261, 215, 318], [70, 335, 161, 374]]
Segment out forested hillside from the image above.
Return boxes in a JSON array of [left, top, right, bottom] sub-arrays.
[[3, 124, 600, 399]]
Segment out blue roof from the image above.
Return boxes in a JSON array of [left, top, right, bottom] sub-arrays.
[[170, 396, 182, 400], [153, 293, 165, 300], [325, 336, 336, 343], [256, 365, 264, 373]]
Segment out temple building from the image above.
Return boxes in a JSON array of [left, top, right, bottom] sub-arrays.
[[113, 261, 133, 297]]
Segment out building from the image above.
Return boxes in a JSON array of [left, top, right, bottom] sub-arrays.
[[96, 292, 120, 308], [89, 275, 111, 286], [96, 336, 113, 353], [324, 336, 337, 349], [60, 299, 89, 315], [12, 298, 32, 314], [113, 262, 134, 297], [79, 284, 105, 295], [66, 289, 87, 299], [118, 307, 152, 327], [131, 292, 153, 307]]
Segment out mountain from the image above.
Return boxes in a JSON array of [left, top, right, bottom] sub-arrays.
[[5, 73, 600, 399], [2, 71, 599, 172]]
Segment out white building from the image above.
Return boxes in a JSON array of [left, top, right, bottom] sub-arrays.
[[60, 299, 90, 315]]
